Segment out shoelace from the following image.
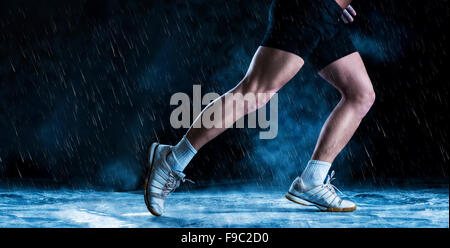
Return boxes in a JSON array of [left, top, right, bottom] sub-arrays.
[[323, 170, 345, 196], [161, 173, 195, 197]]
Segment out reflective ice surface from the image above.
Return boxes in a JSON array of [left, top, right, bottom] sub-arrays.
[[0, 187, 448, 228]]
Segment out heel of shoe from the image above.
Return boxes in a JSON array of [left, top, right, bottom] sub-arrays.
[[144, 142, 160, 215], [147, 143, 159, 167]]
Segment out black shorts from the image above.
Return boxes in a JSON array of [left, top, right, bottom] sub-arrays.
[[261, 0, 357, 70]]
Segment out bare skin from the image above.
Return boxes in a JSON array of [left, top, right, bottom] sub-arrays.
[[186, 2, 375, 164], [336, 0, 353, 10], [312, 52, 375, 162], [187, 47, 304, 150], [337, 1, 356, 24]]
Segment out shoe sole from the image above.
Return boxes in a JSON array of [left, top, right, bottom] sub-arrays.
[[144, 142, 161, 216], [285, 192, 357, 212]]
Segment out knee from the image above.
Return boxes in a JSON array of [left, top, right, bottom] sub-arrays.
[[234, 77, 278, 112], [240, 76, 280, 94], [342, 84, 376, 117]]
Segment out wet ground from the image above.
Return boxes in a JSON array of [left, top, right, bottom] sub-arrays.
[[0, 187, 448, 228]]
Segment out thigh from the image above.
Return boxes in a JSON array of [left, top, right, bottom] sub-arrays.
[[243, 46, 305, 93], [318, 52, 373, 94]]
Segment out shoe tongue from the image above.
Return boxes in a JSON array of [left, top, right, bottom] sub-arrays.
[[323, 174, 329, 184]]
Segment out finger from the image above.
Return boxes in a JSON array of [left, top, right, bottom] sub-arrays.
[[346, 5, 357, 16], [340, 14, 349, 24], [343, 9, 354, 22]]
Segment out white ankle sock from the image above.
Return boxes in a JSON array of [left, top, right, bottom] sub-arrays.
[[300, 160, 331, 189], [167, 136, 197, 172]]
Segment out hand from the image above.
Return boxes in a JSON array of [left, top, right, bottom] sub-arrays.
[[340, 5, 356, 24]]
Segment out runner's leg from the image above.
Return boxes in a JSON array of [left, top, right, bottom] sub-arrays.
[[311, 52, 375, 163]]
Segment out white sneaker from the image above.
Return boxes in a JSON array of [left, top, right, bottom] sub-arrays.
[[144, 142, 193, 216], [285, 171, 357, 212]]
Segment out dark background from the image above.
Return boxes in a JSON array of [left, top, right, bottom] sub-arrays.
[[0, 0, 448, 190]]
